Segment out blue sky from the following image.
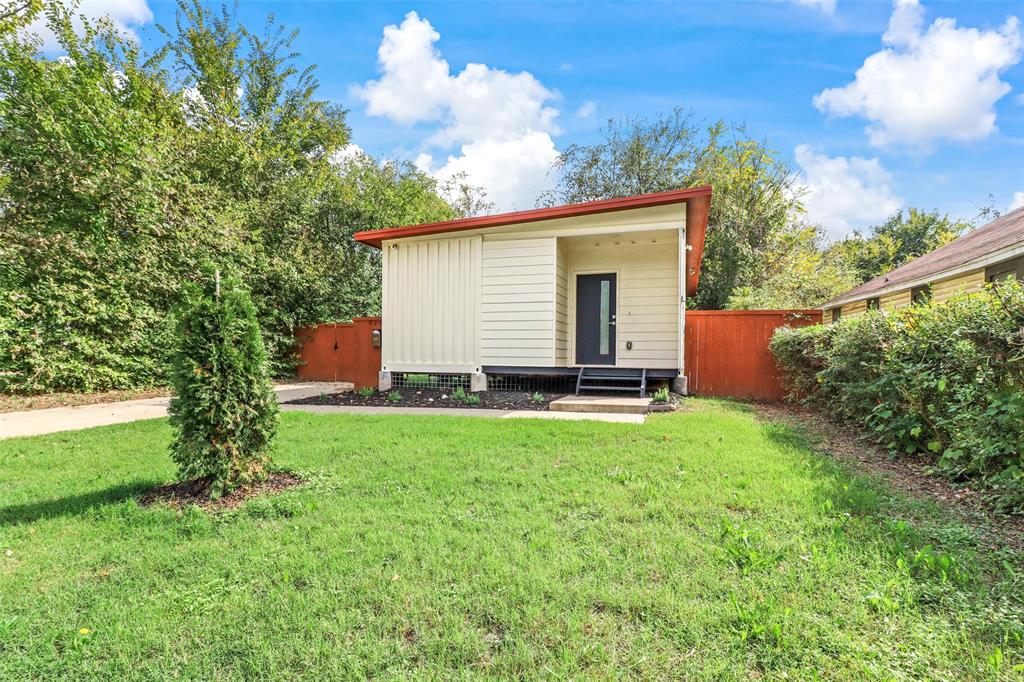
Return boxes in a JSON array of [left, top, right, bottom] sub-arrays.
[[32, 0, 1024, 238]]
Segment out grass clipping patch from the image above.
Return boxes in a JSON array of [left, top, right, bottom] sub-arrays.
[[138, 472, 304, 511]]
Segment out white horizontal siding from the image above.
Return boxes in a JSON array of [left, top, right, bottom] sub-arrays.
[[481, 237, 557, 366], [381, 235, 481, 371], [566, 240, 679, 369]]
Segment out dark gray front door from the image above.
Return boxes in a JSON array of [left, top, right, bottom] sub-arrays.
[[575, 273, 616, 365]]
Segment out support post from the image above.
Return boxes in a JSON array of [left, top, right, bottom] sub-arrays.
[[378, 370, 392, 392], [469, 372, 488, 392]]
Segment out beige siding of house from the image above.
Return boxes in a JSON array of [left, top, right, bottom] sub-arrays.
[[880, 289, 912, 310], [932, 268, 985, 303], [565, 240, 679, 369], [841, 300, 868, 318], [381, 235, 482, 372], [480, 237, 557, 366], [554, 241, 569, 365]]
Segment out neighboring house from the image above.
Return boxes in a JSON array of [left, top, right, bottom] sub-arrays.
[[353, 187, 712, 394], [823, 206, 1024, 322]]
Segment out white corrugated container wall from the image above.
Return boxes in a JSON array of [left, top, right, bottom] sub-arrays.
[[381, 235, 482, 372]]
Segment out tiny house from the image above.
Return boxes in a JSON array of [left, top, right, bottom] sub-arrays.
[[353, 186, 712, 393]]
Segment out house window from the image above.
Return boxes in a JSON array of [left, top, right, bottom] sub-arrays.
[[987, 256, 1024, 283], [831, 308, 842, 323], [866, 297, 880, 311], [911, 284, 931, 304]]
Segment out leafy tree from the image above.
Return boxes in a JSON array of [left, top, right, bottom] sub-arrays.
[[827, 208, 969, 284], [0, 1, 454, 393], [727, 225, 857, 309], [542, 110, 801, 309], [168, 268, 278, 496]]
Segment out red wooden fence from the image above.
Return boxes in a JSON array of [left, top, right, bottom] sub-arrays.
[[297, 311, 820, 400], [684, 310, 822, 401], [295, 317, 382, 389]]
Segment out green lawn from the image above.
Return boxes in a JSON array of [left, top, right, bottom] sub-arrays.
[[1, 401, 1022, 679]]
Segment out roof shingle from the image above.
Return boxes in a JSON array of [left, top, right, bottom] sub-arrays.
[[823, 206, 1024, 307]]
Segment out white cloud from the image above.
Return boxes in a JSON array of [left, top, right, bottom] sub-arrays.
[[793, 0, 837, 15], [416, 133, 558, 212], [576, 101, 597, 118], [353, 12, 561, 211], [793, 144, 903, 238], [329, 143, 367, 167], [23, 0, 153, 52], [1009, 191, 1024, 213], [813, 0, 1023, 149]]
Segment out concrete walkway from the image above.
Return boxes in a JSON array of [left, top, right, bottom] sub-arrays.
[[280, 404, 645, 424], [0, 383, 350, 439]]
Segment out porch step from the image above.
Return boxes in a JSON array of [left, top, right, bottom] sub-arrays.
[[550, 395, 652, 414], [575, 366, 647, 397]]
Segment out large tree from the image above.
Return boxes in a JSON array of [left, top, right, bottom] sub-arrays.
[[542, 110, 802, 309], [0, 1, 453, 393]]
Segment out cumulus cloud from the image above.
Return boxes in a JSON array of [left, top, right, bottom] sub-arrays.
[[793, 144, 903, 238], [793, 0, 837, 15], [23, 0, 153, 52], [1009, 191, 1024, 213], [416, 133, 559, 213], [813, 0, 1023, 148], [353, 12, 561, 211]]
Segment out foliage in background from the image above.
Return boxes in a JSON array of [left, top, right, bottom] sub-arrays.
[[770, 281, 1024, 512], [825, 209, 970, 285], [0, 1, 453, 393], [727, 225, 857, 310], [168, 268, 278, 496], [541, 109, 832, 310]]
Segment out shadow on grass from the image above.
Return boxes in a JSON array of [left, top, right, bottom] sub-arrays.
[[0, 480, 155, 526]]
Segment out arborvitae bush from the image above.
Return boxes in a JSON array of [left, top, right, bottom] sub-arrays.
[[168, 269, 279, 497], [771, 280, 1024, 513]]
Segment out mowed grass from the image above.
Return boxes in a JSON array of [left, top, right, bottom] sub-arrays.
[[1, 401, 1022, 679]]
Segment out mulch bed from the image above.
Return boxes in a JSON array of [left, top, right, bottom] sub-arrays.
[[752, 402, 1024, 549], [0, 387, 170, 413], [286, 389, 562, 411], [138, 472, 304, 511]]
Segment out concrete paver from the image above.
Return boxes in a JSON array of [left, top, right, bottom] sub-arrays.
[[0, 382, 350, 439]]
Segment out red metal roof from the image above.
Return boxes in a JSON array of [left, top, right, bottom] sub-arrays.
[[353, 186, 713, 296]]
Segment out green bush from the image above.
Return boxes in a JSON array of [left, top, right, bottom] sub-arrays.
[[168, 270, 279, 497], [771, 281, 1024, 513]]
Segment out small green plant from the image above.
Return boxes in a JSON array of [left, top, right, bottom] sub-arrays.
[[651, 386, 670, 403], [463, 394, 481, 406], [451, 386, 467, 402], [168, 267, 278, 497], [387, 390, 402, 402], [405, 373, 436, 389], [530, 391, 545, 403], [357, 386, 374, 397]]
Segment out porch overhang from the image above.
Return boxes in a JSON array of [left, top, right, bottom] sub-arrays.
[[354, 186, 712, 297]]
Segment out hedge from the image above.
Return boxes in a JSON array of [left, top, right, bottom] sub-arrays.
[[770, 280, 1024, 513]]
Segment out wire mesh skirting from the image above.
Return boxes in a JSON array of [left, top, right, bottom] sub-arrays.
[[485, 373, 578, 394], [391, 372, 470, 391]]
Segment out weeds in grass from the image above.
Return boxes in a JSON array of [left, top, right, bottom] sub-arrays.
[[720, 520, 780, 575]]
